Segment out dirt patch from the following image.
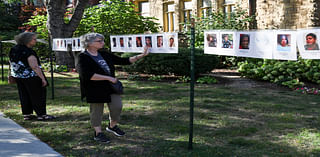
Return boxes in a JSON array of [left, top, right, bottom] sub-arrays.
[[209, 69, 290, 90]]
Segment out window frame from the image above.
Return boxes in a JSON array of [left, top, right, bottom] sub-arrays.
[[163, 2, 175, 32]]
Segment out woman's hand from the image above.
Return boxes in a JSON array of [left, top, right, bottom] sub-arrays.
[[129, 46, 149, 63], [109, 77, 118, 84], [41, 78, 48, 87]]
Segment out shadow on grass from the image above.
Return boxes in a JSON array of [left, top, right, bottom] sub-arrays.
[[1, 74, 320, 156]]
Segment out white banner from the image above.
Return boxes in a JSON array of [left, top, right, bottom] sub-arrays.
[[110, 33, 178, 53], [52, 38, 83, 51], [204, 30, 297, 60]]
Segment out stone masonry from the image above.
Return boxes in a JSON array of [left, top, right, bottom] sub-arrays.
[[129, 0, 320, 31]]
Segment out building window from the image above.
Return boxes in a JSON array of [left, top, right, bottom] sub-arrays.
[[139, 1, 150, 17], [224, 0, 236, 17], [200, 0, 211, 18], [183, 1, 192, 23], [164, 3, 175, 32]]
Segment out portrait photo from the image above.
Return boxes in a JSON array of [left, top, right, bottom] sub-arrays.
[[128, 37, 132, 47], [168, 35, 176, 47], [157, 35, 163, 48], [239, 34, 250, 49], [112, 37, 117, 47], [221, 34, 233, 48], [136, 37, 142, 47], [145, 36, 152, 48], [304, 33, 319, 50], [120, 37, 124, 47], [277, 34, 291, 52], [206, 33, 217, 47]]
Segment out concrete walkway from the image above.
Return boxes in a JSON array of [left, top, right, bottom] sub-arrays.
[[0, 112, 63, 157]]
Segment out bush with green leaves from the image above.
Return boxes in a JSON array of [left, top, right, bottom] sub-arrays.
[[176, 76, 191, 83], [122, 48, 219, 78], [148, 75, 163, 81], [24, 12, 48, 40], [196, 76, 218, 84], [237, 58, 320, 88], [0, 0, 21, 40]]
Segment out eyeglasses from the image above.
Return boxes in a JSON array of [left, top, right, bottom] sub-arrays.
[[94, 40, 104, 43]]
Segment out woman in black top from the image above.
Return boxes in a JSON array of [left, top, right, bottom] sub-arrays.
[[78, 33, 149, 143], [9, 32, 55, 120]]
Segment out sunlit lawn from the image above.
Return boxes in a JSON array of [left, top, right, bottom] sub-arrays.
[[1, 69, 320, 157]]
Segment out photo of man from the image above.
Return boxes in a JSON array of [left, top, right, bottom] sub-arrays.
[[222, 34, 233, 48], [304, 33, 319, 50], [157, 35, 163, 48], [128, 37, 132, 47]]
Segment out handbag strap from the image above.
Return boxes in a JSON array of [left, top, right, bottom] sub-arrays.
[[84, 51, 111, 76]]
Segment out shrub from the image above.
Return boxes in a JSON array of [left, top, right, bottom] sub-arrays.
[[237, 58, 320, 88], [0, 1, 21, 40], [122, 48, 219, 78], [196, 76, 218, 84]]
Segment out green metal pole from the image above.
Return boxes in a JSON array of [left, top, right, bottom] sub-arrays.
[[188, 18, 195, 150], [1, 41, 4, 81], [48, 36, 54, 100]]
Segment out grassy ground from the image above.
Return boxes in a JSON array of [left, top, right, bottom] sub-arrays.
[[1, 68, 320, 157]]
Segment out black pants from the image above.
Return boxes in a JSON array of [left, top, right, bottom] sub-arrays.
[[16, 77, 47, 116]]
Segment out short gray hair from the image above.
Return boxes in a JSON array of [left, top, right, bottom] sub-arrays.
[[80, 33, 105, 49], [14, 32, 37, 45]]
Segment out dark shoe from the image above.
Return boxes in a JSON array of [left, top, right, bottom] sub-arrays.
[[94, 132, 110, 143], [37, 115, 56, 121], [23, 115, 37, 120], [106, 125, 125, 136]]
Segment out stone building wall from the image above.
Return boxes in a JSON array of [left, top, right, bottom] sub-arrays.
[[254, 0, 315, 29], [129, 0, 320, 31]]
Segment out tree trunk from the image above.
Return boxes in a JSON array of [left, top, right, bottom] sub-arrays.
[[45, 0, 88, 68]]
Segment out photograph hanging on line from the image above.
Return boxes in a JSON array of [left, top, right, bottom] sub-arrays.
[[110, 33, 178, 53]]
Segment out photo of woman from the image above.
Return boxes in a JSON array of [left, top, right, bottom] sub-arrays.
[[277, 34, 291, 52], [239, 34, 250, 49], [145, 36, 152, 48]]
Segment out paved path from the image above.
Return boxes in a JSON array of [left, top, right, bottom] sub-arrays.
[[0, 112, 63, 157]]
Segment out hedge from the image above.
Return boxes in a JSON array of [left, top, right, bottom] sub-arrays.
[[121, 48, 219, 78]]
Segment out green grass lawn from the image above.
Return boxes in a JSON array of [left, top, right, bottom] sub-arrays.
[[1, 69, 320, 157]]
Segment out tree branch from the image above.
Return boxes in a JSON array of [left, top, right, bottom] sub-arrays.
[[64, 0, 89, 36]]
